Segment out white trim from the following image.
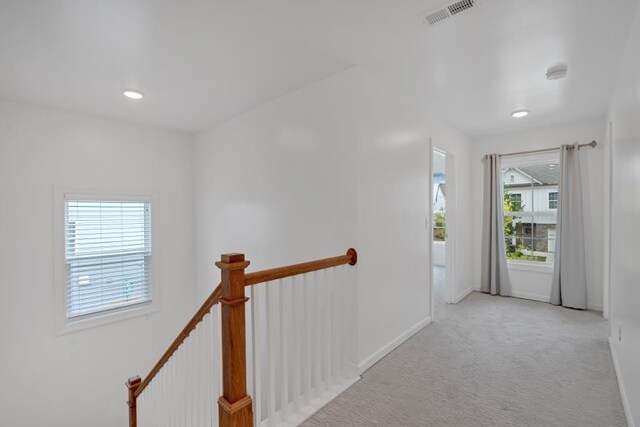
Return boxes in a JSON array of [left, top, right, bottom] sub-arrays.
[[453, 287, 474, 303], [609, 337, 636, 427], [507, 260, 554, 273], [430, 145, 456, 310], [510, 291, 551, 303], [602, 121, 613, 319], [358, 316, 431, 374], [429, 138, 435, 320], [445, 151, 456, 305], [472, 288, 602, 311], [264, 376, 361, 427], [53, 187, 159, 335]]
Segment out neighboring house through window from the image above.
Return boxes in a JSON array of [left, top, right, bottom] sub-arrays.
[[502, 158, 559, 264]]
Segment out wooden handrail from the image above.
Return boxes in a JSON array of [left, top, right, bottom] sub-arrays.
[[128, 248, 358, 427], [244, 248, 357, 286], [134, 283, 223, 398]]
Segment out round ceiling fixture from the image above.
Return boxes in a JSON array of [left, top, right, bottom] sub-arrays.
[[511, 109, 529, 118], [123, 90, 144, 100], [546, 64, 568, 81]]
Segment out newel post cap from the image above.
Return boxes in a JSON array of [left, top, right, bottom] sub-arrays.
[[216, 253, 250, 270], [221, 253, 245, 263], [126, 376, 141, 389]]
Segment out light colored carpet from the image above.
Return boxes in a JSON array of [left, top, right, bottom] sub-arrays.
[[303, 292, 627, 427]]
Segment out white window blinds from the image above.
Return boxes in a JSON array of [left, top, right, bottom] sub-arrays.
[[65, 199, 152, 319]]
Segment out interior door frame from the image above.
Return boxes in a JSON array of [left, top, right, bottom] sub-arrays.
[[430, 141, 456, 318]]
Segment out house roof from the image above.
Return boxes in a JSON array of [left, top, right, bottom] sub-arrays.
[[504, 165, 559, 186], [517, 165, 560, 185]]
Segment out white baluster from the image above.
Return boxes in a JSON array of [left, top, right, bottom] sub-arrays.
[[180, 343, 186, 427], [172, 347, 179, 426], [193, 318, 200, 427], [279, 278, 289, 419], [315, 270, 323, 396], [306, 272, 314, 398], [291, 275, 302, 413], [336, 265, 345, 380], [266, 282, 277, 426], [326, 267, 333, 388], [251, 284, 263, 427], [211, 307, 220, 427]]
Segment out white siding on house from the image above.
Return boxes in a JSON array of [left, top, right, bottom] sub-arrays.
[[505, 185, 558, 224]]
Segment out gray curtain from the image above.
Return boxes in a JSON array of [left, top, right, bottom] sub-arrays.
[[550, 143, 587, 309], [481, 154, 511, 296]]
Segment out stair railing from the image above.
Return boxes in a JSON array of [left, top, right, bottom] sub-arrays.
[[126, 248, 357, 427]]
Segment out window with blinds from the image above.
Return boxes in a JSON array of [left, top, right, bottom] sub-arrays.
[[65, 199, 152, 319]]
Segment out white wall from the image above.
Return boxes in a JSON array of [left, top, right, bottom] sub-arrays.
[[354, 69, 431, 370], [470, 120, 606, 310], [608, 3, 640, 425], [0, 101, 196, 427], [193, 70, 359, 292], [193, 66, 474, 372]]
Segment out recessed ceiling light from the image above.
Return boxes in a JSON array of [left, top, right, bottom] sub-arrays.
[[123, 90, 144, 100], [511, 109, 529, 118]]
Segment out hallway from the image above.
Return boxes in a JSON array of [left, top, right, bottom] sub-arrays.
[[303, 293, 626, 427]]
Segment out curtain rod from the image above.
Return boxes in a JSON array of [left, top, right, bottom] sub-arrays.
[[498, 140, 597, 158]]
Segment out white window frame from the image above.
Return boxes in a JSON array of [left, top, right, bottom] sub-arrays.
[[53, 188, 158, 334], [548, 191, 558, 209]]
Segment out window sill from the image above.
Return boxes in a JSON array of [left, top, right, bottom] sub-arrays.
[[507, 261, 554, 273], [56, 302, 158, 336]]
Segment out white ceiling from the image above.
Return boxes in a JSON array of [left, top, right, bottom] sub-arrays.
[[369, 0, 639, 136], [0, 0, 432, 133], [0, 0, 637, 135]]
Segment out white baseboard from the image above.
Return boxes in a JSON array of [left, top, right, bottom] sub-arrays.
[[474, 288, 603, 312], [609, 337, 635, 427], [357, 316, 431, 374], [270, 376, 361, 427], [453, 287, 474, 303], [510, 290, 550, 303]]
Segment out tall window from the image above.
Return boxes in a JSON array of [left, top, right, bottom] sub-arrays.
[[502, 158, 559, 264], [65, 198, 152, 319]]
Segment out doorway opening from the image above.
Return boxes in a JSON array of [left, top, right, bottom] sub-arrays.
[[431, 147, 455, 317]]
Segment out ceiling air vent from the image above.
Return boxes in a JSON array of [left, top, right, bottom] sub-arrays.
[[421, 0, 478, 26], [448, 0, 475, 15], [425, 8, 450, 25]]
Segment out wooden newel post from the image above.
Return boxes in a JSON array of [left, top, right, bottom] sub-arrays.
[[126, 376, 141, 427], [216, 253, 253, 427]]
